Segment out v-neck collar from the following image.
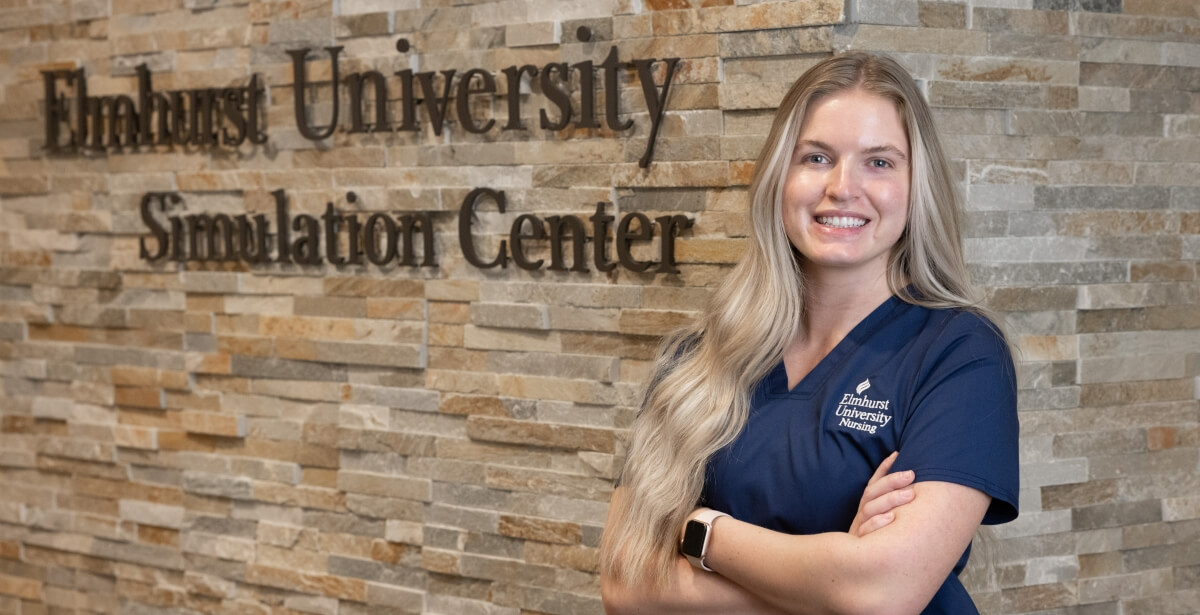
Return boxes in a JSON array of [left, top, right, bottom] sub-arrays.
[[766, 293, 905, 398]]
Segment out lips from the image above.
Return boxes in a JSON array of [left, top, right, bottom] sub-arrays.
[[815, 215, 868, 229]]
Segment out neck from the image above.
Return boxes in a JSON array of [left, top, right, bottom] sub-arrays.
[[797, 269, 895, 350]]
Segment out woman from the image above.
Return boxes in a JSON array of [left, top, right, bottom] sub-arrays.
[[600, 52, 1019, 615]]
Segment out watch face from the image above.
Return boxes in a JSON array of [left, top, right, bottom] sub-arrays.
[[680, 520, 708, 557]]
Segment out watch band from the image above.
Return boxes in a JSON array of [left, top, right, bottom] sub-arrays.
[[692, 508, 730, 527], [681, 509, 730, 571]]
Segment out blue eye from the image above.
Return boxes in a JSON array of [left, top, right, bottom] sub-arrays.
[[806, 154, 829, 164], [870, 159, 892, 168]]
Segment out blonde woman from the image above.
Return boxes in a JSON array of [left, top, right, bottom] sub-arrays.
[[600, 52, 1019, 615]]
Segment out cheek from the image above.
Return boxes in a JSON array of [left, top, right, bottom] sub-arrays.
[[783, 173, 821, 209], [869, 180, 910, 215], [781, 205, 802, 245], [782, 182, 818, 215], [780, 177, 806, 226]]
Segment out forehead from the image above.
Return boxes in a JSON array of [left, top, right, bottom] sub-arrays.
[[796, 89, 909, 149]]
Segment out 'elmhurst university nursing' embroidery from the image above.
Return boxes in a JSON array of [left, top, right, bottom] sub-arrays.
[[833, 379, 893, 435]]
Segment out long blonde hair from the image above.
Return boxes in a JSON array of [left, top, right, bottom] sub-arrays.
[[600, 52, 988, 587]]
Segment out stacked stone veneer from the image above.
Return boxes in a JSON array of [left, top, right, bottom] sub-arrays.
[[1, 0, 1198, 613]]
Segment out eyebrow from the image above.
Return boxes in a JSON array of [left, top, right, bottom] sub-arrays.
[[796, 140, 909, 162]]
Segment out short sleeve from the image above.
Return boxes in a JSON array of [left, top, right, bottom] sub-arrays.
[[891, 313, 1019, 525]]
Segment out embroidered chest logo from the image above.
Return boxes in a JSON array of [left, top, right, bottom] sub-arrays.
[[834, 379, 893, 435]]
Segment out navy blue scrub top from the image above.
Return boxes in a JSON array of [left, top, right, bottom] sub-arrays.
[[701, 295, 1019, 614]]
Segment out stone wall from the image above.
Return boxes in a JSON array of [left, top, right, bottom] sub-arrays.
[[1, 0, 1198, 613]]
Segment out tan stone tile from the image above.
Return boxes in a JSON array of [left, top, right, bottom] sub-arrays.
[[136, 525, 179, 548], [370, 539, 413, 565], [484, 465, 610, 501], [0, 541, 20, 560], [1075, 11, 1200, 42], [425, 347, 485, 372], [546, 306, 621, 333], [1130, 261, 1196, 283], [1078, 551, 1122, 578], [165, 391, 221, 412], [466, 416, 614, 454], [337, 471, 431, 501], [1018, 335, 1078, 361], [1056, 211, 1174, 237], [192, 352, 234, 375], [317, 531, 377, 561], [421, 549, 461, 575], [918, 1, 966, 29], [72, 476, 182, 506], [367, 298, 426, 320], [1147, 426, 1177, 451], [674, 237, 745, 264], [1079, 574, 1142, 604], [323, 277, 424, 298], [496, 373, 619, 404], [301, 468, 339, 489], [215, 314, 260, 336], [0, 573, 43, 601], [617, 308, 696, 336], [256, 543, 326, 573], [180, 411, 245, 438], [238, 438, 339, 468], [1123, 0, 1200, 17], [161, 371, 189, 391], [428, 323, 465, 347], [245, 565, 366, 601], [157, 431, 216, 453], [252, 483, 346, 511], [937, 56, 1078, 84], [113, 426, 158, 450], [524, 542, 598, 572], [425, 369, 500, 397], [1000, 582, 1078, 613], [439, 394, 511, 417], [114, 386, 163, 410], [57, 493, 119, 518], [498, 515, 582, 545], [111, 366, 159, 387], [258, 315, 356, 340]]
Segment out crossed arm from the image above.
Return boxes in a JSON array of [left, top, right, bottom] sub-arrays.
[[601, 454, 991, 615]]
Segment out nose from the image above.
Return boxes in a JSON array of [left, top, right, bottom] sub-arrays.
[[826, 160, 859, 201]]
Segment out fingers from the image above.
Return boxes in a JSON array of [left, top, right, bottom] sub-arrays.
[[859, 484, 915, 520], [854, 511, 895, 536], [851, 452, 917, 537], [868, 451, 900, 482], [859, 466, 915, 504], [854, 486, 915, 537]]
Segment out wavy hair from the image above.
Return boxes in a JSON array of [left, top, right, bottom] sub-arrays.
[[600, 52, 991, 587]]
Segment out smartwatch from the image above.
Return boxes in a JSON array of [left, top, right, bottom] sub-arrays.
[[679, 509, 730, 571]]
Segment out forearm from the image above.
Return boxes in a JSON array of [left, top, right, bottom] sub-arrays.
[[702, 482, 990, 615], [704, 522, 900, 615], [602, 553, 788, 615]]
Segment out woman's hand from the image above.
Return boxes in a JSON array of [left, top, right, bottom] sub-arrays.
[[602, 488, 788, 615], [678, 452, 914, 542], [848, 451, 915, 537]]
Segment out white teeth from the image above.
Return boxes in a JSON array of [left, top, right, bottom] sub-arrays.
[[816, 216, 867, 228]]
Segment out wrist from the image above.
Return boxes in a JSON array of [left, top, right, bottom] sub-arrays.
[[680, 508, 730, 572], [680, 507, 710, 543]]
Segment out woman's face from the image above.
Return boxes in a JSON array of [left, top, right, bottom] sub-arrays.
[[782, 88, 911, 283]]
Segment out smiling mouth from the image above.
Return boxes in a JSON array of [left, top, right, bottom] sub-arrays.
[[815, 216, 867, 229]]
